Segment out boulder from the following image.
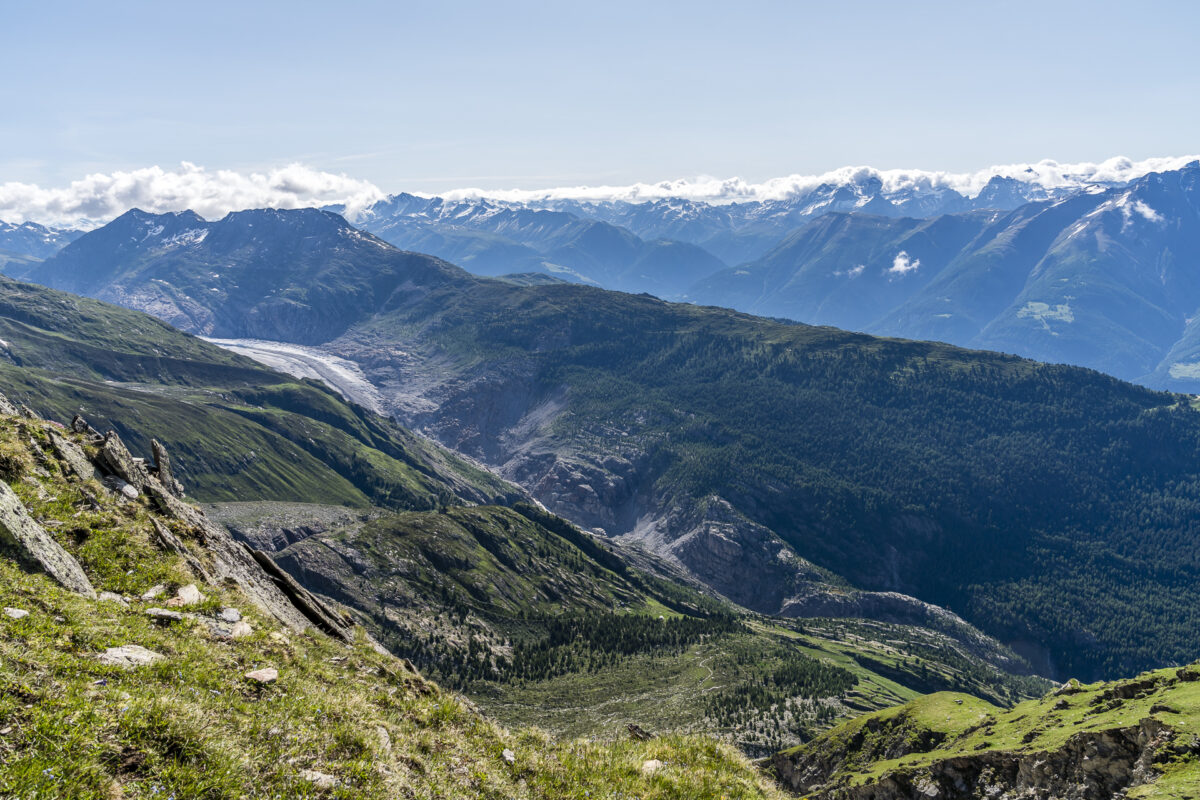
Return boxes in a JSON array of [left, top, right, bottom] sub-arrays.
[[141, 584, 167, 601], [98, 432, 149, 490], [218, 607, 242, 623], [245, 667, 278, 684], [0, 480, 95, 597], [150, 439, 184, 497], [146, 607, 183, 623], [97, 645, 164, 667], [502, 748, 516, 765], [3, 607, 29, 619], [166, 584, 204, 607]]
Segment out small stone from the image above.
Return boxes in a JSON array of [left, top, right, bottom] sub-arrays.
[[146, 607, 183, 623], [641, 759, 664, 776], [218, 607, 241, 623], [3, 607, 29, 620], [298, 769, 338, 789], [141, 584, 166, 601], [502, 748, 516, 765], [229, 621, 253, 638], [117, 481, 139, 501], [175, 584, 204, 606], [245, 667, 278, 684], [0, 726, 11, 735], [98, 592, 129, 607], [376, 725, 391, 752], [97, 645, 164, 667]]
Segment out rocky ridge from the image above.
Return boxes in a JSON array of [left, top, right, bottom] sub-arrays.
[[770, 668, 1200, 799]]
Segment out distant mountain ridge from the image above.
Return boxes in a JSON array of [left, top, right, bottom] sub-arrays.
[[688, 161, 1200, 390]]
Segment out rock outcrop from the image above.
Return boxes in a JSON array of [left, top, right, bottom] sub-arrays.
[[1, 399, 360, 644], [0, 479, 95, 597]]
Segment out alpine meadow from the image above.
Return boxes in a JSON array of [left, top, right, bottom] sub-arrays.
[[3, 3, 1200, 798]]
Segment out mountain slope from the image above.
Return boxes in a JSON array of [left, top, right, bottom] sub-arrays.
[[688, 162, 1200, 389], [353, 194, 728, 297], [0, 273, 515, 509], [31, 208, 1200, 681], [0, 406, 782, 799], [771, 665, 1200, 799], [27, 207, 475, 343]]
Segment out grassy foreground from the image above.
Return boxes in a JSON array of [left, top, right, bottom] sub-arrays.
[[0, 413, 782, 799]]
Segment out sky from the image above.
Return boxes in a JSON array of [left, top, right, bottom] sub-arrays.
[[2, 0, 1198, 222]]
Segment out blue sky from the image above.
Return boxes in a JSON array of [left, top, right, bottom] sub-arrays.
[[2, 0, 1197, 194]]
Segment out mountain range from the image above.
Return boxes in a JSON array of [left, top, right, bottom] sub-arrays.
[[21, 205, 1200, 683]]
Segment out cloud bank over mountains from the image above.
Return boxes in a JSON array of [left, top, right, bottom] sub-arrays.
[[0, 163, 384, 229], [3, 155, 1197, 229]]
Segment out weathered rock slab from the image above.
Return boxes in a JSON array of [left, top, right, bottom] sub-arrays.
[[0, 480, 95, 597], [97, 645, 164, 667]]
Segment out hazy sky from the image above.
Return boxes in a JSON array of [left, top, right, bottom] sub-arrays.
[[3, 0, 1197, 193]]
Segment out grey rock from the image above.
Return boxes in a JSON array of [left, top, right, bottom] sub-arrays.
[[146, 607, 183, 623], [150, 439, 184, 497], [97, 644, 164, 667], [0, 480, 95, 597], [98, 431, 149, 490], [46, 431, 101, 482], [171, 584, 204, 606], [141, 584, 166, 601], [116, 480, 139, 500], [97, 591, 129, 607], [229, 621, 253, 638], [218, 607, 241, 623], [3, 607, 29, 619], [502, 748, 515, 765], [0, 392, 16, 416]]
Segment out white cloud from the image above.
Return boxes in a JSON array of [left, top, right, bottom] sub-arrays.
[[889, 252, 920, 275], [1131, 199, 1163, 223], [437, 154, 1200, 205], [0, 163, 384, 229], [2, 154, 1197, 229], [836, 264, 866, 278]]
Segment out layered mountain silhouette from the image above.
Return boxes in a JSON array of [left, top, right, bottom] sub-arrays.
[[688, 162, 1200, 390], [23, 206, 1200, 681]]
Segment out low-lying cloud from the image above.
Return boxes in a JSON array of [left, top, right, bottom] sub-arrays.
[[3, 155, 1198, 229], [0, 163, 385, 229], [889, 252, 920, 275]]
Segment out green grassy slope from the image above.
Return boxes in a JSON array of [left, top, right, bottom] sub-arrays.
[[0, 413, 782, 800], [0, 274, 516, 509], [772, 666, 1200, 799], [211, 501, 1048, 756], [354, 279, 1200, 681]]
